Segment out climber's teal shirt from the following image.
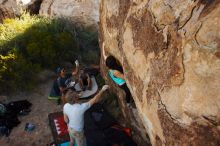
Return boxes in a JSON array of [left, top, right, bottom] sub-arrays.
[[109, 70, 125, 86]]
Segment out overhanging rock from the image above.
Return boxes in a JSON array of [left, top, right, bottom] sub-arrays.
[[100, 0, 220, 145]]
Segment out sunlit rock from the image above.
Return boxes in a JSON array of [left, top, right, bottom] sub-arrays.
[[100, 0, 220, 145], [39, 0, 100, 28]]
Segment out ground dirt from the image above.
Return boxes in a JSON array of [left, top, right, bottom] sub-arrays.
[[0, 79, 61, 146], [0, 71, 130, 146]]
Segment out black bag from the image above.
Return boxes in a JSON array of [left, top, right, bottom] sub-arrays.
[[0, 103, 6, 116], [0, 112, 20, 136], [6, 100, 32, 114], [84, 104, 116, 146], [0, 125, 10, 136], [84, 103, 137, 146], [104, 126, 138, 146], [0, 100, 31, 137]]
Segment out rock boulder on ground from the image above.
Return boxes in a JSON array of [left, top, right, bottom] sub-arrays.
[[0, 0, 20, 23], [39, 0, 100, 28]]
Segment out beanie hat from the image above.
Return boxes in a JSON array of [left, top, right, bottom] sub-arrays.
[[56, 67, 64, 74]]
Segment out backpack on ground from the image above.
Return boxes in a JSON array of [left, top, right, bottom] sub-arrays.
[[84, 103, 137, 146]]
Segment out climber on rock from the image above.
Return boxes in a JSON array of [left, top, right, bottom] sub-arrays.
[[105, 56, 132, 104]]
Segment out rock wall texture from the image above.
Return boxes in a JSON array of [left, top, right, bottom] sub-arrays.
[[0, 0, 41, 23], [26, 0, 43, 14], [0, 0, 20, 23], [0, 0, 39, 23], [39, 0, 100, 28], [100, 0, 220, 145], [0, 0, 100, 28]]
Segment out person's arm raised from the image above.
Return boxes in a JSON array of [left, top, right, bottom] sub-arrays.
[[72, 60, 79, 76], [89, 85, 109, 105]]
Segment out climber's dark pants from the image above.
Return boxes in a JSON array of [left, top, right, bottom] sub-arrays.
[[120, 83, 131, 103]]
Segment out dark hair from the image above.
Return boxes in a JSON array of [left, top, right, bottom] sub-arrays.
[[105, 56, 123, 73], [56, 67, 65, 74]]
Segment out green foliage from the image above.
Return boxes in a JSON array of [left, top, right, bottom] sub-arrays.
[[0, 13, 82, 93], [74, 26, 100, 65], [0, 52, 40, 92]]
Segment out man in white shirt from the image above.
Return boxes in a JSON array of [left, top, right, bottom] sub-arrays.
[[63, 85, 109, 146]]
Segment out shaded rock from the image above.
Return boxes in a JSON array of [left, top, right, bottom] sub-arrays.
[[0, 0, 39, 23], [26, 0, 43, 14], [39, 0, 100, 29], [0, 0, 20, 23], [100, 0, 220, 145], [0, 6, 15, 23]]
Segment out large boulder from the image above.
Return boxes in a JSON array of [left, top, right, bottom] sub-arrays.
[[100, 0, 220, 145], [39, 0, 100, 28], [0, 0, 42, 23], [26, 0, 43, 14], [0, 0, 20, 23]]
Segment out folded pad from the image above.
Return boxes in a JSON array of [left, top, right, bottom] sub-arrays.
[[48, 112, 69, 145]]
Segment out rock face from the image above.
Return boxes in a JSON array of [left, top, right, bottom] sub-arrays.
[[0, 0, 41, 23], [39, 0, 100, 28], [100, 0, 220, 145], [0, 0, 20, 23], [26, 0, 43, 14]]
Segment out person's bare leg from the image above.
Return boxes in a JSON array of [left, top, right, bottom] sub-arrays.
[[69, 137, 74, 146], [79, 79, 85, 91], [75, 132, 85, 146], [70, 142, 74, 146]]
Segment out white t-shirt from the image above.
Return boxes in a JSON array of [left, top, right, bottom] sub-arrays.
[[63, 102, 91, 132]]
